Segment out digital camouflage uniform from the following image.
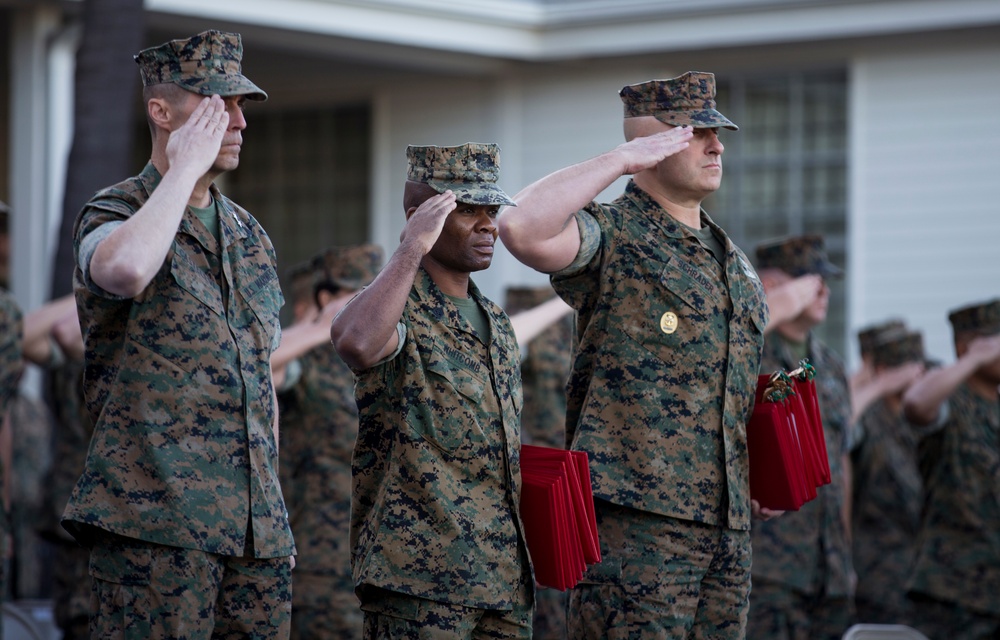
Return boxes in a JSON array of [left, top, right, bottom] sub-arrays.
[[750, 334, 854, 639], [503, 285, 573, 450], [351, 267, 532, 619], [549, 73, 764, 640], [0, 288, 24, 624], [283, 245, 383, 640], [850, 331, 925, 625], [38, 358, 92, 639], [63, 30, 293, 639], [348, 143, 532, 638], [7, 392, 54, 598], [749, 234, 854, 640], [851, 319, 908, 451], [554, 177, 767, 637], [908, 299, 1000, 638], [504, 285, 574, 640]]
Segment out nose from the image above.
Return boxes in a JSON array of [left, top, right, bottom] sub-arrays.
[[226, 101, 246, 130], [477, 209, 498, 235], [707, 130, 724, 155]]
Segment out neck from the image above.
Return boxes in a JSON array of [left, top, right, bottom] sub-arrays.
[[633, 173, 703, 228], [421, 259, 471, 298]]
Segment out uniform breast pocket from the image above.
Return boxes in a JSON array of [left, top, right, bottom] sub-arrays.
[[406, 354, 490, 458], [237, 265, 282, 344], [616, 261, 712, 361], [170, 250, 225, 317]]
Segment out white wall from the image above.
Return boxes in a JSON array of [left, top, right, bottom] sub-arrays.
[[849, 43, 1000, 365]]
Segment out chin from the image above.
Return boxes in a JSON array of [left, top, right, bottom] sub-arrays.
[[214, 156, 240, 173]]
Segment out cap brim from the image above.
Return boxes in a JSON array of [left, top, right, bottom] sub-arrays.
[[819, 262, 844, 279], [784, 262, 844, 279], [178, 74, 268, 101], [653, 110, 738, 131], [429, 181, 516, 207]]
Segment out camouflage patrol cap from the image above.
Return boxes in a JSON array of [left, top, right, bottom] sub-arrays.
[[872, 331, 925, 369], [406, 143, 516, 207], [857, 319, 907, 358], [319, 244, 384, 291], [948, 298, 1000, 337], [754, 234, 844, 279], [135, 30, 267, 101], [620, 71, 738, 131]]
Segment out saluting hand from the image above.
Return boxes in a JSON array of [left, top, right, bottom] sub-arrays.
[[164, 95, 229, 179], [871, 361, 926, 397], [399, 190, 458, 255], [968, 333, 1000, 367], [613, 126, 694, 175]]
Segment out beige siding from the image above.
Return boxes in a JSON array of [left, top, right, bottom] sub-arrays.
[[850, 44, 1000, 365]]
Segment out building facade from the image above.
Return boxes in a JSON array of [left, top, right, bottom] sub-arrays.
[[4, 0, 1000, 369]]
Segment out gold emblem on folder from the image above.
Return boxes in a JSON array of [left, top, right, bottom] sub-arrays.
[[660, 311, 678, 334]]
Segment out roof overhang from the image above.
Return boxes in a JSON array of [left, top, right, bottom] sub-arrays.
[[135, 0, 1000, 61]]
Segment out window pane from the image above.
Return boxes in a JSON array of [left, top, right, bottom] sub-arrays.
[[712, 71, 848, 355], [226, 104, 371, 324]]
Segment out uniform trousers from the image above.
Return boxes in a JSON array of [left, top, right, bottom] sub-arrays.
[[908, 592, 1000, 640], [88, 530, 292, 639], [290, 572, 363, 639], [567, 499, 751, 640], [360, 582, 533, 640], [746, 578, 852, 640]]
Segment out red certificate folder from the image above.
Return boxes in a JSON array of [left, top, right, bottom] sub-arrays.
[[520, 445, 601, 591], [789, 364, 831, 486], [749, 371, 815, 511]]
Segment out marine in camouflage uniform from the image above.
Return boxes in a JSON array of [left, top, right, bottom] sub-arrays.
[[19, 294, 89, 636], [850, 331, 926, 625], [61, 30, 294, 638], [7, 392, 54, 598], [0, 288, 24, 623], [749, 235, 855, 640], [903, 298, 1000, 638], [41, 357, 92, 639], [504, 285, 573, 639], [504, 285, 572, 450], [276, 258, 321, 498], [280, 245, 383, 640], [331, 143, 534, 639], [500, 72, 770, 638], [848, 319, 908, 449]]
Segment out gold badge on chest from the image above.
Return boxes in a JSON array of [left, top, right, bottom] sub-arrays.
[[659, 311, 679, 334]]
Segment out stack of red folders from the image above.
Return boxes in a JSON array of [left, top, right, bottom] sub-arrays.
[[746, 363, 830, 511], [519, 445, 601, 591]]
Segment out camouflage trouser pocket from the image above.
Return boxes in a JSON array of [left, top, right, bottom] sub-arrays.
[[89, 535, 153, 639], [577, 555, 622, 585], [359, 588, 421, 621]]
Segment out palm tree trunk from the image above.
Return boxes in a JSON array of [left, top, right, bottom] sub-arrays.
[[50, 0, 145, 297]]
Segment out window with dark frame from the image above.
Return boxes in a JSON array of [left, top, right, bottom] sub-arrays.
[[706, 70, 849, 355], [226, 104, 372, 325]]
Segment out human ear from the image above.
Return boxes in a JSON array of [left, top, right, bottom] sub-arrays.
[[147, 98, 171, 130]]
